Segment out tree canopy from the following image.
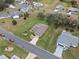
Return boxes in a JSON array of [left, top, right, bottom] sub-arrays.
[[0, 0, 15, 11]]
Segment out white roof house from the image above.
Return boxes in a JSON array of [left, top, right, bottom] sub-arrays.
[[68, 7, 79, 12], [57, 31, 79, 48], [66, 7, 79, 15], [0, 55, 9, 59], [33, 2, 43, 9], [54, 30, 79, 59], [11, 55, 20, 59], [10, 11, 21, 19]]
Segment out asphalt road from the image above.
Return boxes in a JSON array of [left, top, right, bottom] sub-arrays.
[[0, 28, 60, 59]]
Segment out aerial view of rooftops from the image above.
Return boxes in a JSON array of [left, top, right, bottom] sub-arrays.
[[0, 0, 79, 59]]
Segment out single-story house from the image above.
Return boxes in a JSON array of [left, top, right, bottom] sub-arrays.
[[57, 30, 79, 49], [53, 30, 79, 59], [68, 7, 79, 12], [10, 11, 21, 19], [33, 2, 44, 9], [66, 7, 79, 16], [0, 12, 11, 19], [20, 3, 31, 13], [0, 55, 9, 59], [11, 55, 20, 59], [31, 24, 48, 37]]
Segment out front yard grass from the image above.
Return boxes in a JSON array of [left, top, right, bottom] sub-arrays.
[[0, 39, 28, 59]]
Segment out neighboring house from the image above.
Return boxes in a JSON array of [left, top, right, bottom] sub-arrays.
[[10, 11, 21, 19], [57, 30, 79, 48], [0, 55, 9, 59], [68, 7, 79, 12], [15, 0, 27, 5], [0, 12, 11, 19], [54, 5, 64, 12], [66, 7, 79, 15], [54, 30, 79, 59], [20, 3, 31, 13], [33, 2, 43, 9], [11, 55, 20, 59], [9, 4, 15, 9], [31, 24, 48, 37]]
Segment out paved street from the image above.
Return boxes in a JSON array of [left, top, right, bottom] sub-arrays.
[[26, 36, 39, 59], [0, 27, 60, 59]]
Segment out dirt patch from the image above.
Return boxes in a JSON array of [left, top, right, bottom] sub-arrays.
[[71, 47, 79, 56]]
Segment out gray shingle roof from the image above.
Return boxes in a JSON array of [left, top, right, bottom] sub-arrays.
[[57, 31, 79, 48], [31, 24, 48, 37], [20, 3, 30, 13]]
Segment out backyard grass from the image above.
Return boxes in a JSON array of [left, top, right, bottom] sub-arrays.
[[41, 0, 55, 4], [59, 1, 72, 7], [0, 38, 28, 59]]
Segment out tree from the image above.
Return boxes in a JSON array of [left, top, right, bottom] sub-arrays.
[[37, 12, 45, 19], [12, 20, 17, 25], [24, 12, 29, 20], [0, 0, 15, 11], [5, 0, 15, 4], [71, 0, 78, 8], [60, 0, 72, 2], [0, 0, 6, 11], [47, 13, 67, 29]]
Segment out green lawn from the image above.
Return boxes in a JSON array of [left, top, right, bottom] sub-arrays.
[[41, 0, 55, 4], [0, 39, 28, 59], [0, 1, 79, 59], [59, 1, 72, 7], [13, 17, 47, 41]]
